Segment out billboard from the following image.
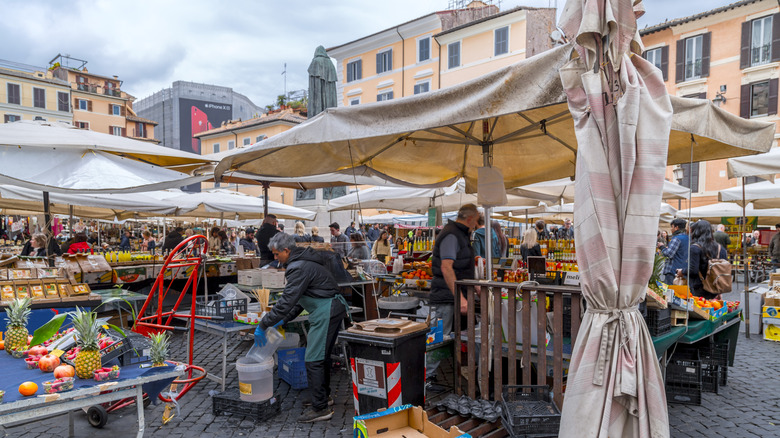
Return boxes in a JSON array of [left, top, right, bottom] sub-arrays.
[[178, 98, 232, 154]]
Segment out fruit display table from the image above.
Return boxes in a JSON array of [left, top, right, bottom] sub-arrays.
[[0, 352, 181, 438]]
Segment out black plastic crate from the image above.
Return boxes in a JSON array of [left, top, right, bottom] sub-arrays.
[[665, 360, 702, 405], [561, 296, 572, 338], [645, 308, 672, 336], [700, 362, 720, 394], [119, 333, 153, 366], [212, 389, 281, 422], [700, 340, 729, 386], [61, 332, 130, 367], [501, 385, 561, 437], [195, 297, 247, 321]]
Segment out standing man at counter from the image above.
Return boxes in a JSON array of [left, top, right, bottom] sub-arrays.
[[254, 233, 348, 423], [239, 227, 258, 253], [329, 222, 349, 258], [257, 214, 279, 266], [161, 227, 185, 252], [426, 203, 479, 380]]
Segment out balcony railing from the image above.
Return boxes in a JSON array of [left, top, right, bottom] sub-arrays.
[[454, 280, 582, 407], [76, 83, 97, 93], [751, 44, 771, 67], [104, 88, 121, 97]]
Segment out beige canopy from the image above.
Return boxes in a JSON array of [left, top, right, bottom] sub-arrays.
[[216, 43, 775, 191]]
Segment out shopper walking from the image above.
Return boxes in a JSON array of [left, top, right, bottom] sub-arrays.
[[473, 215, 500, 259], [161, 227, 185, 252], [119, 230, 132, 251], [658, 218, 689, 285], [67, 233, 93, 254], [254, 233, 348, 423]]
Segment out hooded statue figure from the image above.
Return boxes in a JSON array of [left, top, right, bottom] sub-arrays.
[[307, 45, 338, 118]]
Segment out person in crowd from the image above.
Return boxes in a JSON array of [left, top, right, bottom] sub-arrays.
[[366, 223, 381, 242], [119, 230, 132, 251], [769, 223, 780, 265], [229, 230, 240, 253], [184, 228, 194, 238], [329, 222, 349, 258], [395, 236, 406, 252], [87, 232, 99, 246], [520, 228, 542, 263], [558, 219, 574, 239], [492, 222, 508, 258], [753, 230, 761, 246], [549, 225, 559, 239], [67, 233, 93, 254], [208, 226, 221, 252], [371, 230, 392, 263], [240, 228, 258, 252], [141, 230, 156, 252], [218, 230, 235, 254], [60, 235, 74, 254], [713, 224, 731, 248], [427, 203, 479, 381], [293, 221, 312, 243], [677, 220, 728, 300], [472, 215, 500, 259], [344, 221, 357, 238], [347, 232, 370, 260], [254, 233, 348, 423], [161, 227, 185, 252], [658, 218, 689, 285], [744, 234, 754, 248], [311, 226, 325, 243], [21, 232, 61, 257], [535, 220, 549, 240], [660, 230, 669, 245], [258, 214, 280, 266], [277, 223, 286, 233]]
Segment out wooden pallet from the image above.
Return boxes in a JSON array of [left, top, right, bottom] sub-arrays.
[[425, 407, 507, 438], [671, 309, 688, 327]]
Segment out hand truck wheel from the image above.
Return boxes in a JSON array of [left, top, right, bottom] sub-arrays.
[[87, 405, 108, 428]]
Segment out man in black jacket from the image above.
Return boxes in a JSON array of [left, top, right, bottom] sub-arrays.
[[257, 214, 279, 266], [254, 233, 347, 423], [161, 227, 185, 252], [427, 203, 479, 379], [239, 228, 257, 252]]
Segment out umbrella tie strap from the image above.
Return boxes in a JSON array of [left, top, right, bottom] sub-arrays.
[[587, 306, 638, 386]]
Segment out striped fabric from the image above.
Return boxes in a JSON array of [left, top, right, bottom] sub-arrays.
[[558, 1, 672, 437]]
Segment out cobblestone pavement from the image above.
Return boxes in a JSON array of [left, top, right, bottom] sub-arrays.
[[3, 285, 779, 437]]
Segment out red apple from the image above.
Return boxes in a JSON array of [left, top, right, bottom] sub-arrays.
[[53, 364, 75, 379], [38, 354, 61, 372]]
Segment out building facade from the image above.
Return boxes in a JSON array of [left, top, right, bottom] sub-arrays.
[[640, 0, 780, 209], [134, 81, 262, 153], [0, 64, 72, 124], [327, 2, 555, 107]]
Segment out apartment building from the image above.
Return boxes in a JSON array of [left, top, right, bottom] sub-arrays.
[[327, 1, 555, 107], [640, 0, 780, 209], [48, 55, 157, 143], [194, 108, 307, 204], [0, 63, 72, 124]]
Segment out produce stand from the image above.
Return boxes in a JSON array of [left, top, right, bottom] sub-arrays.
[[0, 350, 182, 438]]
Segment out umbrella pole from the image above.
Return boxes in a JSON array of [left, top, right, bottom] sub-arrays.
[[69, 205, 74, 239], [742, 178, 750, 339], [42, 191, 53, 266], [262, 181, 270, 217]]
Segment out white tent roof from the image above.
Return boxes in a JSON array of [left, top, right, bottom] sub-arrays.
[[359, 213, 400, 224], [677, 202, 780, 221], [144, 189, 316, 221], [0, 120, 212, 193], [718, 180, 780, 209], [509, 178, 691, 202], [726, 147, 780, 181]]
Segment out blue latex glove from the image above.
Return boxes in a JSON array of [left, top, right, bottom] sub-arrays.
[[273, 320, 284, 329], [254, 325, 268, 347]]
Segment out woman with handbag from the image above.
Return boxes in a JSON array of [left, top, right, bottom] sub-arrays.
[[676, 220, 728, 300]]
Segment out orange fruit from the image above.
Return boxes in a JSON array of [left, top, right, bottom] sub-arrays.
[[19, 381, 38, 396], [0, 340, 4, 350]]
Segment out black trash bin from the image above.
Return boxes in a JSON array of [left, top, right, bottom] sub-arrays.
[[339, 318, 428, 415], [376, 296, 420, 318]]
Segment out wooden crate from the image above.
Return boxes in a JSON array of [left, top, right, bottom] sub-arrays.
[[671, 309, 688, 327]]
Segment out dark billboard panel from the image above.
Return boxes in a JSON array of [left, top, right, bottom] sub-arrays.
[[178, 98, 232, 154]]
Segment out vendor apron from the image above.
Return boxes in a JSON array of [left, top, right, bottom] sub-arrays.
[[299, 294, 349, 362]]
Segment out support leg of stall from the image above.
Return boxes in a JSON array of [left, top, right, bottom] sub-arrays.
[[135, 385, 146, 438], [742, 179, 750, 339]]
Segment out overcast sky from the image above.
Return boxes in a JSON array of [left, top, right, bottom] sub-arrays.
[[1, 0, 741, 109]]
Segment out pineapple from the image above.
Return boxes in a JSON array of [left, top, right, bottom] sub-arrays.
[[649, 253, 666, 292], [71, 308, 102, 379], [4, 297, 32, 354], [148, 331, 170, 366]]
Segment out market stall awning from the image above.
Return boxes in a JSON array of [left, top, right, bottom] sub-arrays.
[[677, 202, 780, 221], [216, 43, 775, 191], [0, 120, 212, 194], [143, 189, 316, 221], [509, 178, 693, 203], [719, 180, 780, 209], [726, 147, 780, 181], [0, 184, 179, 220]]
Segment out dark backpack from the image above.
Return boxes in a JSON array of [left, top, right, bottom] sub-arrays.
[[697, 244, 732, 295]]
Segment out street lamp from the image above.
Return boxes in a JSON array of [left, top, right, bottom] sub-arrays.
[[673, 165, 685, 210]]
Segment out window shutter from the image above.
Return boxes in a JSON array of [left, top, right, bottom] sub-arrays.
[[357, 59, 362, 80], [376, 53, 381, 74], [740, 84, 751, 118], [108, 104, 113, 115], [346, 64, 353, 82], [87, 101, 92, 112], [769, 78, 778, 115], [675, 39, 685, 83], [387, 50, 392, 71], [741, 21, 751, 68], [109, 126, 113, 134], [74, 98, 79, 110], [701, 32, 711, 77], [661, 46, 669, 81], [772, 14, 780, 62], [389, 91, 394, 100], [698, 92, 707, 99], [120, 106, 126, 116], [690, 163, 700, 192], [122, 127, 126, 136]]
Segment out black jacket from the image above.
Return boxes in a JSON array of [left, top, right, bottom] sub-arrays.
[[430, 221, 475, 305], [257, 223, 279, 260], [259, 246, 340, 329], [311, 235, 325, 243], [682, 243, 728, 299], [20, 239, 62, 257], [161, 230, 184, 252], [520, 244, 542, 263], [239, 237, 257, 252]]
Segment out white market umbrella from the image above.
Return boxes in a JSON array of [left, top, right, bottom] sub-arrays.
[[719, 180, 780, 209], [726, 147, 780, 182], [509, 178, 691, 202], [677, 202, 780, 222], [145, 189, 315, 221], [360, 213, 400, 224]]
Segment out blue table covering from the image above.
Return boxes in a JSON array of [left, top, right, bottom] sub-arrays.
[[0, 351, 176, 404]]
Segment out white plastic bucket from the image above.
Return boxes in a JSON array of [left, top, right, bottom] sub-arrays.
[[236, 356, 274, 402]]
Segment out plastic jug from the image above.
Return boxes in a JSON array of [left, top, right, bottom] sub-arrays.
[[246, 327, 284, 363]]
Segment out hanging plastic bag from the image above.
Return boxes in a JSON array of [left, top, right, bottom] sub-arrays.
[[476, 257, 485, 280]]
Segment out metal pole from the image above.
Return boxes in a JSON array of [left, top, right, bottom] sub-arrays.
[[742, 178, 750, 339], [483, 152, 493, 278], [69, 205, 74, 239], [262, 181, 270, 217]]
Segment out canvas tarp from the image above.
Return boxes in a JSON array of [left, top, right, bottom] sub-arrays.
[[719, 180, 780, 209], [726, 147, 780, 181], [216, 43, 774, 191], [509, 178, 691, 202], [677, 201, 780, 221]]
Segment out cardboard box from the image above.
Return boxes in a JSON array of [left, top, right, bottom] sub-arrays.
[[238, 269, 264, 286], [42, 280, 61, 300], [77, 254, 112, 274], [761, 306, 780, 319], [764, 323, 780, 342], [770, 273, 780, 287], [0, 269, 8, 280], [70, 283, 92, 296], [58, 283, 74, 300], [262, 269, 286, 289], [348, 319, 429, 338], [28, 280, 46, 299], [235, 257, 261, 271], [14, 281, 31, 299], [9, 268, 34, 279], [353, 405, 471, 438], [37, 267, 64, 279], [0, 281, 15, 302], [765, 297, 780, 307]]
